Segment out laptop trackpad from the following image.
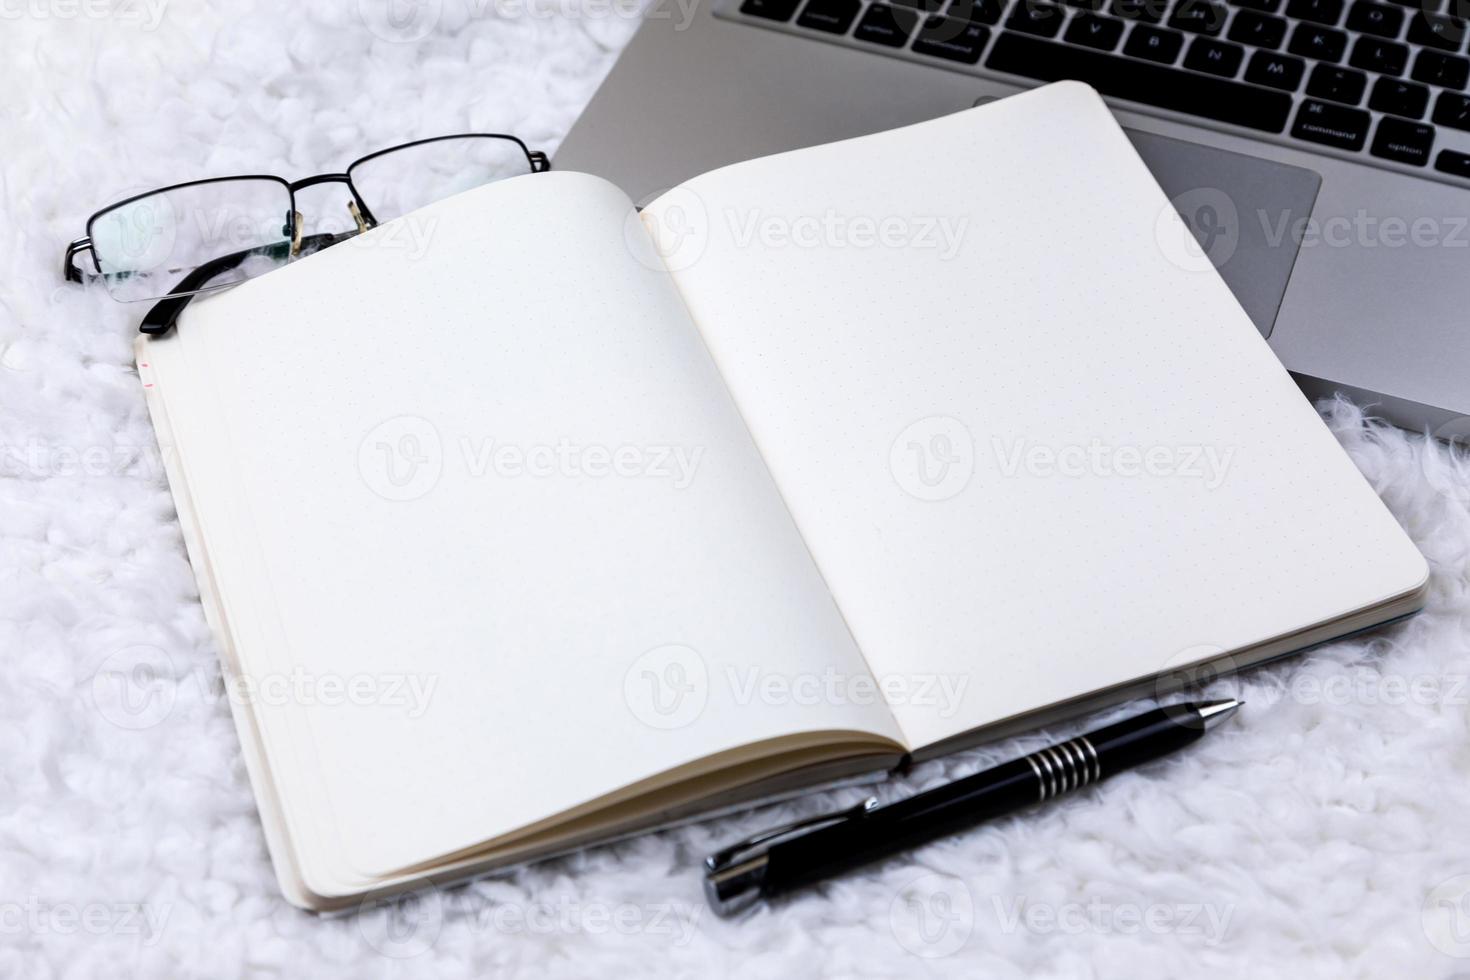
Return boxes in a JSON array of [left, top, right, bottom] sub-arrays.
[[1126, 130, 1321, 339]]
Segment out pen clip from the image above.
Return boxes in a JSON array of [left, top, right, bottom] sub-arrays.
[[704, 796, 879, 874]]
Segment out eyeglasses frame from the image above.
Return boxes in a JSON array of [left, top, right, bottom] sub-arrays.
[[64, 133, 550, 335]]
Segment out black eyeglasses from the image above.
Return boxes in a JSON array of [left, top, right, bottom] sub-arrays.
[[63, 133, 550, 336]]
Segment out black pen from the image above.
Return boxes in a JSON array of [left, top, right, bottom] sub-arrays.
[[703, 699, 1242, 916]]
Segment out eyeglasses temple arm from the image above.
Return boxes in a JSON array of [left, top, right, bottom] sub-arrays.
[[529, 150, 551, 172], [64, 238, 95, 283], [139, 231, 351, 337]]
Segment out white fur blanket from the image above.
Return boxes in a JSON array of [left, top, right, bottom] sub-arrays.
[[5, 4, 1470, 977]]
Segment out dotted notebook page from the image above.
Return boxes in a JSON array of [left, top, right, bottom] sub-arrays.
[[650, 81, 1428, 751]]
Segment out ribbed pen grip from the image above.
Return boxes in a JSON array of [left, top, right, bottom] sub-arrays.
[[1021, 736, 1102, 802]]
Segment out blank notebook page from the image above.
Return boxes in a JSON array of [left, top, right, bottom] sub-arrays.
[[142, 172, 901, 889], [650, 82, 1427, 750]]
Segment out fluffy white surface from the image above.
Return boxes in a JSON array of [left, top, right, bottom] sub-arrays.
[[4, 4, 1470, 977]]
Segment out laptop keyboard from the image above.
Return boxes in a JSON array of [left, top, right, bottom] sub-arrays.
[[727, 0, 1470, 181]]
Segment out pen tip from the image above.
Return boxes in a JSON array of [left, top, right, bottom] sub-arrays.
[[1195, 698, 1242, 730]]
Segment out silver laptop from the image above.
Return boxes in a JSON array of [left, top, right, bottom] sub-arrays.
[[556, 0, 1470, 434]]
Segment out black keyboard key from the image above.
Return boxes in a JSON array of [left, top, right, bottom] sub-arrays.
[[1386, 0, 1436, 7], [1110, 0, 1168, 21], [1369, 77, 1430, 116], [1289, 23, 1348, 60], [1370, 117, 1435, 164], [797, 0, 863, 31], [1286, 0, 1343, 22], [1229, 10, 1288, 46], [1169, 0, 1227, 33], [1292, 98, 1371, 148], [1006, 1, 1066, 35], [1436, 148, 1470, 176], [1125, 23, 1186, 59], [1306, 64, 1368, 102], [741, 0, 801, 19], [1407, 12, 1467, 52], [949, 0, 1006, 22], [1349, 38, 1409, 74], [1413, 51, 1470, 88], [912, 14, 992, 57], [1433, 91, 1470, 129], [1065, 12, 1127, 45], [1246, 50, 1306, 87], [1345, 2, 1403, 35], [1229, 0, 1282, 11], [854, 3, 923, 43], [985, 32, 1294, 128], [895, 0, 946, 11], [1185, 36, 1246, 73]]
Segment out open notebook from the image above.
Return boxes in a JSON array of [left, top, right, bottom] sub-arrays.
[[138, 82, 1427, 910]]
